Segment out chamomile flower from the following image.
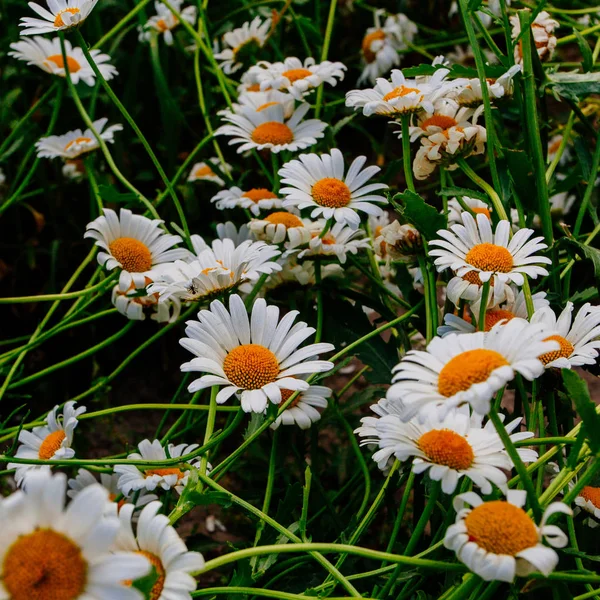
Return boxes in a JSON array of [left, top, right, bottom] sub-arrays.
[[9, 37, 117, 86], [147, 238, 281, 303], [85, 208, 189, 291], [447, 196, 492, 224], [179, 294, 335, 413], [215, 221, 254, 245], [374, 220, 422, 262], [298, 220, 371, 264], [530, 302, 600, 368], [445, 490, 571, 582], [356, 404, 537, 494], [62, 159, 85, 181], [511, 11, 559, 64], [139, 0, 197, 45], [187, 158, 231, 185], [449, 65, 521, 107], [271, 384, 332, 430], [574, 483, 600, 527], [246, 57, 346, 99], [249, 212, 313, 248], [387, 318, 558, 419], [211, 186, 283, 215], [279, 148, 388, 228], [111, 285, 181, 323], [346, 68, 451, 117], [230, 89, 295, 119], [35, 118, 123, 160], [429, 212, 551, 297], [114, 439, 202, 496], [8, 402, 85, 487], [265, 257, 343, 289], [214, 16, 271, 74], [215, 103, 326, 154], [0, 471, 150, 600], [20, 0, 99, 35], [547, 134, 572, 165]]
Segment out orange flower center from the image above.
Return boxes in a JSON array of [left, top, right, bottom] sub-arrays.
[[539, 334, 574, 366], [311, 177, 351, 208], [264, 212, 304, 228], [465, 243, 513, 273], [362, 30, 386, 63], [64, 136, 93, 153], [53, 7, 80, 27], [418, 429, 474, 470], [579, 486, 600, 509], [39, 430, 66, 460], [472, 206, 491, 219], [251, 122, 294, 145], [421, 115, 458, 130], [464, 501, 538, 555], [243, 188, 278, 203], [45, 54, 81, 73], [138, 551, 165, 600], [256, 101, 279, 112], [382, 86, 422, 102], [246, 83, 261, 92], [281, 388, 301, 408], [145, 467, 184, 480], [223, 343, 280, 389], [282, 68, 312, 83], [3, 529, 87, 600], [194, 165, 215, 177], [483, 308, 515, 331], [108, 237, 153, 273], [438, 349, 509, 397]]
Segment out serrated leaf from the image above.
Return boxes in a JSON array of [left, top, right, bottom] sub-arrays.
[[547, 71, 600, 101], [332, 113, 356, 135], [559, 238, 600, 294], [573, 28, 593, 72], [437, 186, 489, 202], [186, 490, 232, 508], [562, 369, 600, 453], [244, 412, 266, 440], [569, 287, 598, 304], [393, 190, 446, 241], [574, 137, 593, 181], [97, 184, 138, 205]]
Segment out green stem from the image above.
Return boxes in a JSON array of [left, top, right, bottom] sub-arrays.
[[478, 280, 490, 331], [457, 158, 507, 221], [91, 0, 153, 49], [400, 113, 416, 192], [573, 132, 600, 237], [314, 0, 337, 118], [314, 260, 324, 343], [200, 386, 219, 475]]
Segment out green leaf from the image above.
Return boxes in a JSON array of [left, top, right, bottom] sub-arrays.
[[332, 113, 356, 136], [547, 71, 600, 101], [573, 28, 593, 73], [468, 0, 483, 11], [574, 137, 593, 181], [559, 238, 600, 294], [393, 190, 447, 241], [97, 184, 138, 205], [570, 287, 598, 304], [561, 369, 600, 453], [186, 490, 232, 508], [132, 565, 159, 599], [504, 149, 537, 212], [437, 186, 489, 202], [244, 412, 266, 440]]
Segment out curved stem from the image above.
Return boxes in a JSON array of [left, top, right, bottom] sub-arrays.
[[400, 113, 416, 192]]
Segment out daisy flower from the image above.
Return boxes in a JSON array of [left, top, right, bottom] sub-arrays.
[[429, 212, 551, 301], [511, 11, 559, 64], [187, 157, 231, 185], [9, 36, 117, 86], [298, 220, 371, 264], [228, 89, 295, 119], [374, 220, 422, 262], [530, 302, 600, 368], [271, 384, 332, 430], [35, 118, 122, 160], [111, 285, 181, 323], [356, 404, 537, 494], [147, 238, 281, 303], [246, 57, 346, 99], [139, 0, 196, 45], [249, 211, 313, 248], [265, 257, 343, 290], [573, 482, 600, 527], [445, 490, 571, 582], [179, 294, 335, 413], [62, 159, 85, 181], [547, 134, 572, 165], [114, 500, 204, 600], [387, 318, 558, 419], [0, 471, 150, 600], [449, 65, 521, 107], [84, 208, 189, 291], [114, 439, 202, 496], [279, 148, 388, 228], [67, 468, 158, 511], [20, 0, 99, 35], [214, 16, 271, 74], [211, 185, 283, 215], [446, 196, 492, 224], [215, 102, 326, 154], [346, 68, 451, 117], [8, 401, 85, 486]]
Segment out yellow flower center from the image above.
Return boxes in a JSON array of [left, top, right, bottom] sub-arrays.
[[256, 101, 279, 112], [478, 308, 515, 331], [281, 388, 301, 408], [242, 188, 278, 203], [3, 529, 87, 600], [223, 343, 280, 389], [138, 551, 165, 600], [108, 237, 153, 273], [421, 115, 458, 130], [473, 206, 491, 219], [539, 334, 574, 365], [282, 68, 312, 83], [53, 7, 80, 27], [39, 430, 66, 460], [251, 122, 294, 145], [438, 349, 509, 398], [579, 486, 600, 509], [418, 429, 474, 470], [311, 177, 352, 208], [464, 501, 539, 555], [264, 212, 304, 228], [144, 467, 185, 480], [382, 86, 422, 102], [64, 136, 93, 152], [194, 165, 215, 177], [246, 83, 261, 92], [45, 54, 81, 73], [362, 30, 386, 63], [465, 243, 513, 273]]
